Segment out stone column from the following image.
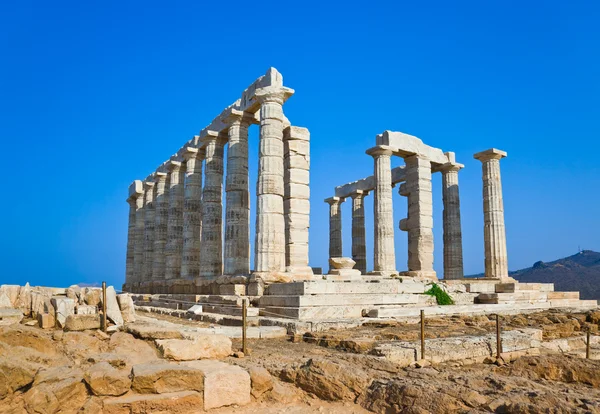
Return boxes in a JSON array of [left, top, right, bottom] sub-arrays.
[[143, 180, 156, 287], [474, 148, 509, 279], [181, 147, 203, 280], [440, 160, 464, 280], [199, 133, 225, 279], [224, 111, 251, 276], [350, 190, 367, 274], [325, 197, 344, 266], [153, 171, 169, 283], [130, 181, 145, 291], [284, 126, 312, 276], [254, 88, 288, 276], [165, 161, 185, 281], [124, 186, 139, 291], [404, 155, 436, 280], [366, 145, 397, 276]]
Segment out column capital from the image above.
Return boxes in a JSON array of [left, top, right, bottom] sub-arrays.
[[438, 162, 464, 173], [154, 171, 167, 183], [182, 147, 198, 161], [255, 86, 294, 105], [325, 196, 344, 205], [474, 148, 507, 162], [127, 180, 143, 201], [222, 108, 256, 127], [349, 189, 368, 199], [366, 145, 394, 157], [166, 160, 182, 172], [143, 180, 155, 189]]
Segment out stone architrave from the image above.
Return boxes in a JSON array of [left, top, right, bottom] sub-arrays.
[[143, 180, 156, 285], [404, 155, 436, 280], [181, 147, 203, 280], [153, 172, 169, 282], [199, 133, 226, 279], [440, 156, 464, 280], [474, 148, 509, 280], [224, 111, 251, 276], [254, 87, 292, 277], [165, 161, 185, 280], [325, 197, 344, 267], [284, 126, 312, 276], [350, 190, 367, 274], [366, 145, 397, 276]]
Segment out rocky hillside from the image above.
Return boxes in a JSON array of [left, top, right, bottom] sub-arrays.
[[509, 250, 600, 300]]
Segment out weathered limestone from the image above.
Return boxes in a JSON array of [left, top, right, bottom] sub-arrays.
[[153, 172, 169, 282], [125, 181, 143, 290], [142, 180, 156, 284], [325, 197, 344, 267], [254, 87, 292, 277], [350, 190, 367, 274], [403, 155, 436, 280], [284, 126, 312, 276], [165, 161, 185, 281], [366, 145, 397, 276], [440, 155, 464, 280], [199, 133, 225, 279], [181, 147, 203, 280], [474, 148, 509, 280], [132, 183, 145, 289], [224, 111, 251, 276]]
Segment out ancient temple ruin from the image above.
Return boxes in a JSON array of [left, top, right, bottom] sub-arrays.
[[123, 68, 596, 321]]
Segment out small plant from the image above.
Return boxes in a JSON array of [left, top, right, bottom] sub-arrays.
[[425, 283, 454, 305]]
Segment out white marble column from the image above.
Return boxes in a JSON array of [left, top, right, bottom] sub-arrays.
[[440, 160, 464, 280], [166, 161, 185, 280], [125, 189, 139, 291], [404, 155, 436, 280], [350, 190, 367, 274], [224, 111, 251, 276], [153, 172, 169, 282], [325, 197, 344, 264], [254, 88, 288, 275], [181, 147, 203, 280], [143, 180, 156, 286], [366, 145, 397, 276], [199, 133, 225, 279], [474, 148, 509, 279], [130, 180, 145, 291]]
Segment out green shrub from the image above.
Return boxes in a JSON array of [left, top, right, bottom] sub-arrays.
[[424, 283, 454, 305]]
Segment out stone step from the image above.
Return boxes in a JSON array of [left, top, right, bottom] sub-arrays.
[[476, 291, 549, 304], [547, 291, 579, 300], [370, 302, 554, 318], [495, 283, 554, 293], [265, 280, 426, 296], [202, 305, 259, 317], [548, 299, 597, 308], [259, 293, 421, 307], [260, 305, 365, 320]]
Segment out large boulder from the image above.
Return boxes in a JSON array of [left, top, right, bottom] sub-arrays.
[[15, 283, 32, 316], [117, 293, 136, 323], [84, 362, 131, 396], [51, 297, 76, 328], [0, 285, 20, 307], [249, 366, 273, 398], [0, 309, 23, 326], [108, 332, 159, 365], [104, 286, 124, 326], [182, 360, 251, 410], [155, 335, 232, 361], [0, 292, 13, 309], [23, 366, 89, 413], [131, 363, 204, 394], [83, 288, 101, 307], [64, 314, 101, 331], [0, 356, 39, 399]]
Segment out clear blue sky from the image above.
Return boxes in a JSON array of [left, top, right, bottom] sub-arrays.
[[1, 1, 599, 288]]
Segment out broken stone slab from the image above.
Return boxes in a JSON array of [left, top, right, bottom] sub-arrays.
[[0, 308, 24, 326], [83, 288, 101, 307], [126, 321, 185, 340], [181, 360, 251, 410], [249, 366, 273, 398], [76, 304, 97, 315], [329, 257, 356, 270], [0, 292, 13, 309], [131, 363, 204, 394], [103, 391, 203, 412], [0, 285, 20, 307], [0, 356, 39, 398], [15, 283, 32, 316], [64, 314, 101, 331], [23, 366, 88, 414], [84, 362, 131, 396], [155, 335, 232, 361], [117, 293, 136, 323], [50, 297, 75, 328], [37, 312, 55, 329], [105, 286, 124, 326], [187, 304, 203, 315]]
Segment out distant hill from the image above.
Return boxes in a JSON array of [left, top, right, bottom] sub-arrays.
[[467, 250, 600, 300]]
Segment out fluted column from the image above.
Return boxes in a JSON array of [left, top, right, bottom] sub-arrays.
[[181, 147, 203, 280], [325, 197, 344, 265], [199, 133, 225, 279], [143, 180, 156, 287], [153, 172, 169, 282], [350, 190, 367, 274], [254, 87, 289, 275], [125, 181, 142, 291], [224, 111, 251, 275], [166, 161, 185, 280], [474, 148, 509, 279], [404, 155, 436, 280], [440, 161, 464, 280], [366, 145, 397, 276], [130, 181, 145, 291]]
